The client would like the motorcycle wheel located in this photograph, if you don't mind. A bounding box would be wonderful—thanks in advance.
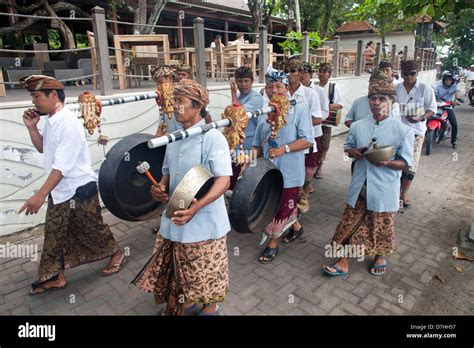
[426,129,435,155]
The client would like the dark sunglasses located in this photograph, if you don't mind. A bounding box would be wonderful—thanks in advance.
[286,69,298,73]
[402,71,417,76]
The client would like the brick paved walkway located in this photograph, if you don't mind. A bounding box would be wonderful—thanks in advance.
[1,103,473,316]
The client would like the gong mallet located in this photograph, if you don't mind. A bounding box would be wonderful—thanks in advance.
[136,161,159,187]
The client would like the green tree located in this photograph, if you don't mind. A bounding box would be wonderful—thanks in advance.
[350,0,418,59]
[398,0,472,19]
[438,9,474,71]
[278,30,322,55]
[275,0,355,38]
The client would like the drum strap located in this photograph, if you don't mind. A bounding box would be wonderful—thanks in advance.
[328,82,335,104]
[316,81,335,104]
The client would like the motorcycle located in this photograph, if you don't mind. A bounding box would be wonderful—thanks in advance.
[425,98,463,155]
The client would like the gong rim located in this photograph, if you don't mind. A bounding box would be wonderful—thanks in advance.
[229,158,284,234]
[165,165,214,219]
[98,133,166,221]
[364,145,395,165]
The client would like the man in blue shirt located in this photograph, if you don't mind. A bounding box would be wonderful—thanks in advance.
[434,70,461,148]
[133,80,232,316]
[229,66,264,190]
[323,70,414,277]
[252,71,313,263]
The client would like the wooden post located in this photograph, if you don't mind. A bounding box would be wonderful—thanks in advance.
[33,43,49,70]
[403,45,408,60]
[302,31,309,63]
[193,17,207,87]
[0,70,6,97]
[111,6,119,35]
[258,26,268,84]
[414,47,419,68]
[178,15,183,48]
[91,6,113,96]
[355,40,363,76]
[224,19,229,46]
[375,42,381,67]
[391,44,396,67]
[333,35,340,78]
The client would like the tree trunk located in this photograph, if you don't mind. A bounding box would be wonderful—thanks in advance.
[143,0,168,35]
[320,0,332,39]
[43,0,76,50]
[136,0,147,34]
[0,1,89,36]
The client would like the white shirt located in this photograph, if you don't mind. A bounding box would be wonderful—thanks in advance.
[288,83,321,153]
[316,81,343,106]
[316,81,343,128]
[465,70,474,81]
[41,107,97,204]
[308,81,330,137]
[396,80,437,136]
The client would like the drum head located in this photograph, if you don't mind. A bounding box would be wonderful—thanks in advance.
[99,133,166,221]
[229,158,284,234]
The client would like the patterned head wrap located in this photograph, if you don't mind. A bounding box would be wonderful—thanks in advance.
[152,65,175,80]
[19,75,64,92]
[173,79,209,107]
[176,64,193,74]
[265,70,289,85]
[368,69,396,97]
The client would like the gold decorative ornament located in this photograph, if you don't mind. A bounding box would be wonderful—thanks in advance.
[267,94,289,141]
[78,91,108,146]
[156,83,175,116]
[222,103,248,164]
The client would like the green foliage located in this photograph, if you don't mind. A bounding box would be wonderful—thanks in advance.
[275,0,355,37]
[277,31,323,55]
[75,34,89,49]
[398,0,472,20]
[439,9,474,70]
[24,35,41,45]
[48,29,61,49]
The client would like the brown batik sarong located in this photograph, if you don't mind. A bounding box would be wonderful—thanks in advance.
[132,234,229,315]
[331,191,396,256]
[37,193,119,282]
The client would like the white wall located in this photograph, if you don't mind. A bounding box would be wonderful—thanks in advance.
[338,32,416,55]
[0,70,436,236]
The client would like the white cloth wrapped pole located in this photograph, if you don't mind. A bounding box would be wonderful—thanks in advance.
[67,92,158,112]
[147,100,296,149]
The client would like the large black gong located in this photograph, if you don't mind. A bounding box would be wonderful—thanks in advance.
[229,158,284,234]
[99,133,166,221]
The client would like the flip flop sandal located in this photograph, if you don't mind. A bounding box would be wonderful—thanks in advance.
[198,304,221,316]
[258,246,279,264]
[183,303,202,315]
[369,261,387,276]
[282,227,304,244]
[101,255,127,277]
[29,277,68,296]
[322,264,348,276]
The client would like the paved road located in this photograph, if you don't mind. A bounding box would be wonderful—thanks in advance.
[1,100,473,316]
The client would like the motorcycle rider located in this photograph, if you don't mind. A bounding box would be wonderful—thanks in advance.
[465,64,474,106]
[434,70,461,149]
